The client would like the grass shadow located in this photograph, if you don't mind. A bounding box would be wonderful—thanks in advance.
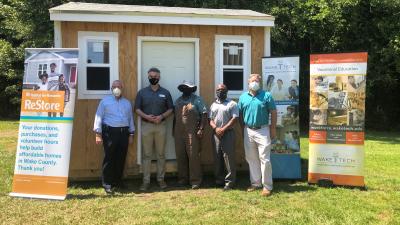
[66,169,317,199]
[365,131,400,144]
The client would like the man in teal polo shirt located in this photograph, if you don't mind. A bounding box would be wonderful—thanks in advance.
[238,74,277,197]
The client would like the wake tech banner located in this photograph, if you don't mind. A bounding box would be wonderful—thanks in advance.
[308,52,367,187]
[10,48,78,200]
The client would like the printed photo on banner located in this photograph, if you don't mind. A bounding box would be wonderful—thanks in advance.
[310,76,329,92]
[22,49,78,118]
[264,75,299,101]
[309,74,366,129]
[274,105,300,153]
[310,109,327,125]
[262,56,300,154]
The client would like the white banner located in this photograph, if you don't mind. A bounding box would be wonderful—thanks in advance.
[262,56,300,154]
[10,48,78,200]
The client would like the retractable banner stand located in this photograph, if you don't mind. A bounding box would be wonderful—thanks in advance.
[262,56,301,179]
[10,48,78,200]
[308,52,367,187]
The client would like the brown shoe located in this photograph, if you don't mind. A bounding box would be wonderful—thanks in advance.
[247,185,262,192]
[139,183,149,192]
[158,181,168,189]
[261,188,272,197]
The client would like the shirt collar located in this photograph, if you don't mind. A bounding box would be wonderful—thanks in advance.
[247,90,261,97]
[147,85,161,92]
[215,98,229,104]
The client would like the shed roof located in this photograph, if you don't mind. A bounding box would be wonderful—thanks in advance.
[49,2,274,27]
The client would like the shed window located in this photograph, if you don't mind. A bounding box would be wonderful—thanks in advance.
[216,36,251,98]
[78,32,118,99]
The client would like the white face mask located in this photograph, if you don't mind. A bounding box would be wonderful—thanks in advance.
[249,81,260,91]
[112,87,122,97]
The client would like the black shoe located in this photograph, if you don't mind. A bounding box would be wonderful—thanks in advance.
[177,179,188,187]
[117,182,127,189]
[215,182,225,187]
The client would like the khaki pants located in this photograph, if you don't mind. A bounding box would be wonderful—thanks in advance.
[243,126,273,190]
[174,131,202,185]
[142,121,167,184]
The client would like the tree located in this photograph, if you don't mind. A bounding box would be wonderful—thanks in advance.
[0,0,399,130]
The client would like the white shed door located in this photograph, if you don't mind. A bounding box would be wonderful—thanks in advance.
[141,41,195,160]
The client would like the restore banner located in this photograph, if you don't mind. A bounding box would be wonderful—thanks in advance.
[308,52,367,187]
[10,48,78,200]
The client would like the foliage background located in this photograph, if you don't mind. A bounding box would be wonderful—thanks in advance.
[1,0,399,130]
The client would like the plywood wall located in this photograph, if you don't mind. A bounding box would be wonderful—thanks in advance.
[61,22,265,179]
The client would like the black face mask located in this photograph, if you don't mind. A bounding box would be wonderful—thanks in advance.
[216,90,227,101]
[149,77,159,85]
[182,88,192,96]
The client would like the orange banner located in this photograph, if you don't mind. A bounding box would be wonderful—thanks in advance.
[21,90,65,113]
[309,130,327,143]
[310,52,368,64]
[346,132,365,145]
[308,173,364,187]
[12,174,68,196]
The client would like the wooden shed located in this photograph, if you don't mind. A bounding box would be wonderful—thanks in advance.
[49,2,275,179]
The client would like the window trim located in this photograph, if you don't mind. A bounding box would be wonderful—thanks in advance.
[215,35,251,98]
[38,63,48,77]
[77,31,118,99]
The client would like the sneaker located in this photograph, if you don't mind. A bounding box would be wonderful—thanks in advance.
[247,185,262,192]
[158,181,168,189]
[139,183,149,192]
[191,184,200,189]
[261,188,272,197]
[104,185,113,195]
[215,181,225,187]
[223,185,232,191]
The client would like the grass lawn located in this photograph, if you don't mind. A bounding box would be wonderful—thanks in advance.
[0,120,399,224]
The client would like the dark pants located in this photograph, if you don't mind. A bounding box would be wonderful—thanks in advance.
[101,125,129,188]
[212,129,236,187]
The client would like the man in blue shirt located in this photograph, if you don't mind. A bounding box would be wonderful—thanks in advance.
[94,80,135,194]
[238,74,277,197]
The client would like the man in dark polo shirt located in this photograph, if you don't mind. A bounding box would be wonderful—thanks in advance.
[135,67,173,191]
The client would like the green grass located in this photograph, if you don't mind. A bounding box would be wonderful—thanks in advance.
[0,120,399,225]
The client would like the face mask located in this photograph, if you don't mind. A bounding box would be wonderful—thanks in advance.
[216,90,227,100]
[182,88,192,96]
[149,77,159,85]
[112,87,122,97]
[249,81,260,91]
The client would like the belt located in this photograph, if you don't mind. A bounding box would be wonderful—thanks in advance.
[102,124,129,133]
[142,118,165,123]
[246,125,267,130]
